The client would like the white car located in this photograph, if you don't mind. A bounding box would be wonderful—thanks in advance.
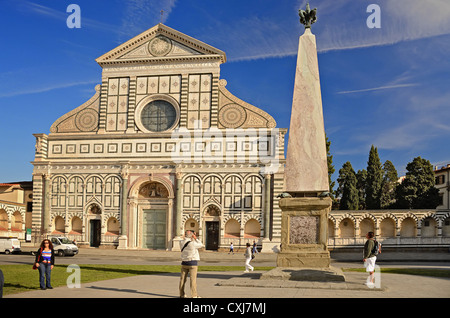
[50,237,79,257]
[0,237,21,254]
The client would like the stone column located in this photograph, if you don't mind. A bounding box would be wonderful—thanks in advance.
[263,173,272,239]
[120,177,128,236]
[42,174,51,235]
[176,172,183,237]
[172,171,184,251]
[118,165,129,249]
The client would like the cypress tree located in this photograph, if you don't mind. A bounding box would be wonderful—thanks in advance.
[366,145,383,209]
[380,160,398,209]
[337,161,359,210]
[356,169,367,210]
[326,135,335,197]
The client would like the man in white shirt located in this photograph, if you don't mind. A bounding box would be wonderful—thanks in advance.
[179,230,204,298]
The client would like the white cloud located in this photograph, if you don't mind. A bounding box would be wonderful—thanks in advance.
[207,0,450,61]
[119,0,177,41]
[0,80,98,98]
[337,83,419,95]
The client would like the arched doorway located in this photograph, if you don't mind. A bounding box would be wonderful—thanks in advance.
[139,181,170,250]
[87,203,102,247]
[204,204,221,250]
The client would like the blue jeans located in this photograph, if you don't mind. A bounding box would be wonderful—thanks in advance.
[38,262,52,289]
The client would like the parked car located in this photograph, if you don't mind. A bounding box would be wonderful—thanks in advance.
[0,237,21,254]
[50,237,79,257]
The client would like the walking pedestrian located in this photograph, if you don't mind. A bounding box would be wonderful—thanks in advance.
[179,230,204,298]
[363,231,377,287]
[34,239,55,290]
[252,241,259,254]
[229,242,234,254]
[244,242,254,273]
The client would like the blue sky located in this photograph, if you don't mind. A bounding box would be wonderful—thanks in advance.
[1,0,450,190]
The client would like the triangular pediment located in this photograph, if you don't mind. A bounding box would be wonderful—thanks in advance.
[96,23,226,66]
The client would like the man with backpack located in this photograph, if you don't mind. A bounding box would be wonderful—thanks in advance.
[363,231,381,287]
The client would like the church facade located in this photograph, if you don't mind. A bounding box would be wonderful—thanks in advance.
[31,24,286,251]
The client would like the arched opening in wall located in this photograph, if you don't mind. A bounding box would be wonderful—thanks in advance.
[106,217,119,235]
[380,218,396,238]
[225,219,240,238]
[359,218,374,237]
[0,209,8,230]
[244,219,260,238]
[86,203,102,247]
[184,218,199,234]
[11,211,22,231]
[139,181,170,250]
[54,216,65,234]
[328,219,335,238]
[338,218,355,238]
[400,217,417,237]
[421,217,437,237]
[70,217,82,235]
[443,217,450,237]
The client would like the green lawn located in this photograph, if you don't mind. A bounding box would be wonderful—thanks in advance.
[0,264,274,296]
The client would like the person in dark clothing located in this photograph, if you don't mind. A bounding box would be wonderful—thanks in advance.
[34,239,55,290]
[0,269,4,298]
[363,232,377,287]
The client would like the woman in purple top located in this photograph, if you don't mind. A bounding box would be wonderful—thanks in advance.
[34,239,55,290]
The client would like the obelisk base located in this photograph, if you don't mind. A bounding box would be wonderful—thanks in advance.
[277,251,331,268]
[270,196,345,281]
[276,196,333,269]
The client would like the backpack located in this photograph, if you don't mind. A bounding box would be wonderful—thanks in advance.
[372,240,381,256]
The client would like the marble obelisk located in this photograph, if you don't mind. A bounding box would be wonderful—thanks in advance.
[265,5,343,280]
[284,24,328,195]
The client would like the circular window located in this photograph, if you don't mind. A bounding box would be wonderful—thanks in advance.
[140,100,177,132]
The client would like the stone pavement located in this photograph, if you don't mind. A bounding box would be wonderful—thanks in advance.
[5,248,450,299]
[5,269,450,299]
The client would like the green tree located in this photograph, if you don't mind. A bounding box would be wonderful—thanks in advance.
[337,161,359,210]
[356,169,367,210]
[326,135,335,197]
[380,160,398,209]
[396,157,440,209]
[366,145,383,209]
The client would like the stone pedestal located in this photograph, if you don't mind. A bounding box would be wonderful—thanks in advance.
[117,235,128,249]
[276,197,331,268]
[261,238,281,253]
[268,196,345,282]
[172,236,183,251]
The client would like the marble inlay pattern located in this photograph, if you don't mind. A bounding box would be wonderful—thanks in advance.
[289,215,319,244]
